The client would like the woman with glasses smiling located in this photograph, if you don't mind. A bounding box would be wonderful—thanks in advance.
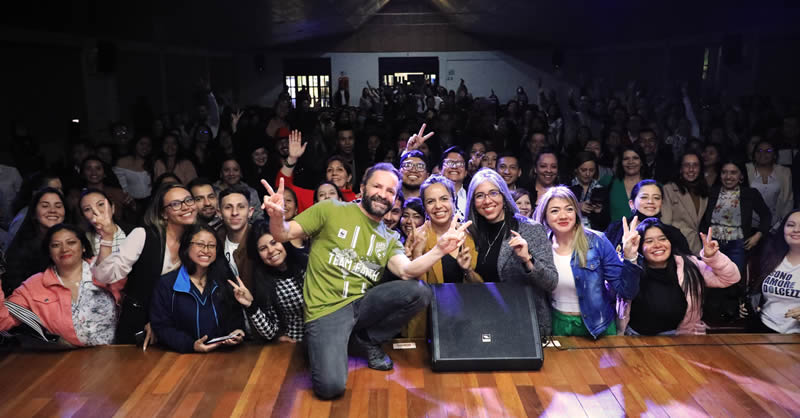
[465,168,559,336]
[92,183,197,348]
[747,139,793,232]
[150,224,245,353]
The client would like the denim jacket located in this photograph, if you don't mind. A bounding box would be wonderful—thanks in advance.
[569,230,641,338]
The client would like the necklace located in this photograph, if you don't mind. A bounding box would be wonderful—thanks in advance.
[482,220,506,263]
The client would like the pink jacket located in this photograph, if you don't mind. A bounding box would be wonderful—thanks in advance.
[0,263,126,347]
[619,251,740,335]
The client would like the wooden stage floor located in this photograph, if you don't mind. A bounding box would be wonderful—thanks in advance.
[0,334,798,417]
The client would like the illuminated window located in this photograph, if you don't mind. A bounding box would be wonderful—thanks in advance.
[284,58,331,108]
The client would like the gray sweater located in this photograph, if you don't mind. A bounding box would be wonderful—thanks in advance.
[495,215,559,336]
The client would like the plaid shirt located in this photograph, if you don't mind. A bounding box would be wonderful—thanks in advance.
[247,276,305,341]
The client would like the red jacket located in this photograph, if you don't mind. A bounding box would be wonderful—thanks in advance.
[276,171,357,213]
[0,262,126,346]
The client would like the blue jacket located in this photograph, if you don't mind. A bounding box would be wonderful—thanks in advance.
[569,230,640,338]
[150,265,244,353]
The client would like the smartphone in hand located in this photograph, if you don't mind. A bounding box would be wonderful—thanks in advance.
[207,332,241,344]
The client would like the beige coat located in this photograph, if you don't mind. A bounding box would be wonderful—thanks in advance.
[661,183,708,254]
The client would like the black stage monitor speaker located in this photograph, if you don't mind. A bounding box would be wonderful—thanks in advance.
[429,282,543,372]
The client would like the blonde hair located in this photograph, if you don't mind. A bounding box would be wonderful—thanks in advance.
[532,186,589,268]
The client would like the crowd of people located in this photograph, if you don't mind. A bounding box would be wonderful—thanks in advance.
[0,75,798,399]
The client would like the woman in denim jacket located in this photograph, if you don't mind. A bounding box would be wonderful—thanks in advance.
[534,186,641,338]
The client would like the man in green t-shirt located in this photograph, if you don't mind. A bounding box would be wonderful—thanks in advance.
[262,139,469,399]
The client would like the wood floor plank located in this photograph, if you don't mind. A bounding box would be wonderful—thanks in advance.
[1,335,797,417]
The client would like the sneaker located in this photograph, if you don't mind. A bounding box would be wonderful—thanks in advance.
[354,334,393,371]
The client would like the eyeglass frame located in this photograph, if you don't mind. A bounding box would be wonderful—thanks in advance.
[163,196,197,211]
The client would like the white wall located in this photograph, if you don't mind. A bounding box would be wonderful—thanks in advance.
[238,50,563,107]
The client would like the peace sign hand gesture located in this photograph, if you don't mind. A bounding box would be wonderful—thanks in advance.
[436,219,472,255]
[699,227,719,258]
[621,216,640,260]
[89,201,116,240]
[228,277,254,308]
[405,123,434,153]
[404,220,427,259]
[260,178,285,219]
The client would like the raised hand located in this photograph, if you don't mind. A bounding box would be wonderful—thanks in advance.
[260,178,285,218]
[228,277,253,308]
[231,110,243,132]
[436,219,471,255]
[508,230,531,262]
[621,216,641,260]
[405,221,428,259]
[287,129,307,164]
[405,123,434,153]
[87,199,116,239]
[699,227,719,258]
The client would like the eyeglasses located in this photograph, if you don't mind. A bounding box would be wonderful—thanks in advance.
[190,242,217,251]
[400,162,426,171]
[443,160,465,168]
[164,196,196,211]
[474,190,502,202]
[756,148,774,154]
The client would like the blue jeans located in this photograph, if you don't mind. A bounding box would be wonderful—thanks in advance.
[305,280,432,399]
[719,239,746,276]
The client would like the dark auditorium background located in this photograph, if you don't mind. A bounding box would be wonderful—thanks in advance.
[0,1,798,162]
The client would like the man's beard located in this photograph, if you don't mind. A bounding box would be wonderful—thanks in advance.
[361,193,392,218]
[198,208,216,223]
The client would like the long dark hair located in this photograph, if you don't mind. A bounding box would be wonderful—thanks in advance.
[756,210,800,294]
[13,187,66,245]
[674,151,708,197]
[178,224,219,276]
[637,218,706,304]
[247,219,307,334]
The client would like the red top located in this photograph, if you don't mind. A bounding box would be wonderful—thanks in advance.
[276,171,357,213]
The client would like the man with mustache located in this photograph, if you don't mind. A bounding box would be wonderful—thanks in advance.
[188,178,223,232]
[262,128,470,400]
